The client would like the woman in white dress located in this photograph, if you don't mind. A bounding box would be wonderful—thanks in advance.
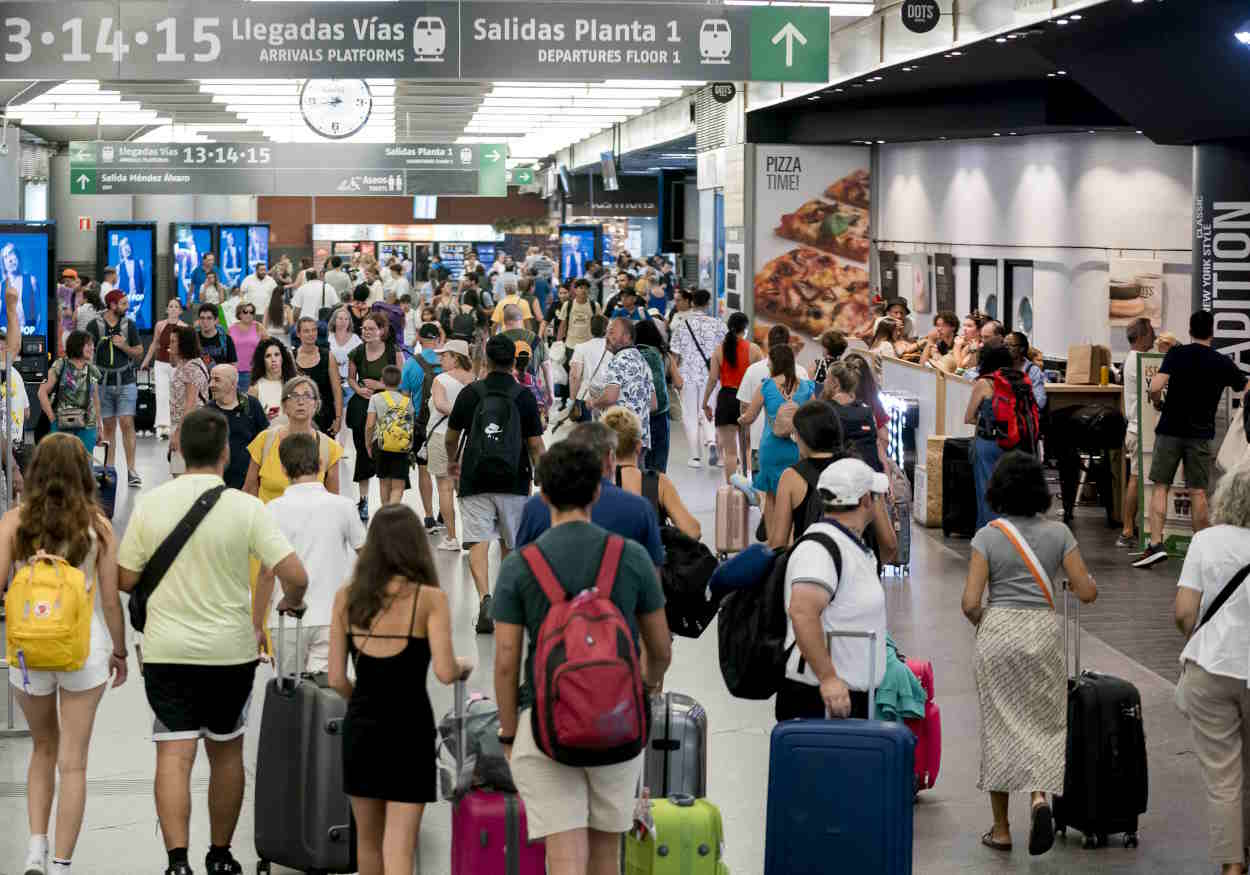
[247,337,296,426]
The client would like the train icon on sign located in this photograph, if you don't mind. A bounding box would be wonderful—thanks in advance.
[413,17,446,61]
[700,19,732,63]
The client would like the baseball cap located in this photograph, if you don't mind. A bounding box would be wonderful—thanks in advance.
[434,339,470,359]
[817,458,889,506]
[513,339,533,358]
[418,322,440,340]
[104,289,127,308]
[60,268,78,280]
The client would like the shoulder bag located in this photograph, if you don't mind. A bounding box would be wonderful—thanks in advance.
[128,484,228,631]
[987,518,1055,609]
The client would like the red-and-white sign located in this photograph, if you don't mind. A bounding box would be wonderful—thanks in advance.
[78,217,92,231]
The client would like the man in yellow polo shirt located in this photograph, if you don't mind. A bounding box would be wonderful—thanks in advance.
[119,406,308,875]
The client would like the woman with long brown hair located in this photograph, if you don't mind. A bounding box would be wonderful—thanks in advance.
[347,312,405,523]
[4,433,127,875]
[328,504,471,875]
[168,324,209,476]
[740,344,816,532]
[701,311,763,481]
[262,285,293,347]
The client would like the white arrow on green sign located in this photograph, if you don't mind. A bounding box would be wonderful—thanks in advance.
[771,21,807,68]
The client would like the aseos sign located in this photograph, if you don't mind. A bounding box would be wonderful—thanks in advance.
[900,0,941,35]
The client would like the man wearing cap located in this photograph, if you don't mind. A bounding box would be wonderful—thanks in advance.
[500,304,552,410]
[401,321,445,531]
[874,298,914,340]
[780,457,892,721]
[445,333,546,635]
[87,289,144,485]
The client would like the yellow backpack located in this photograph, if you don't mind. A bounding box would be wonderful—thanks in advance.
[377,391,414,453]
[4,552,94,674]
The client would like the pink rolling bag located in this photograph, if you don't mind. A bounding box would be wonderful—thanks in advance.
[905,658,942,792]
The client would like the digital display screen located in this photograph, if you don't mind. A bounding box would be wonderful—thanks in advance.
[218,224,269,288]
[172,223,214,305]
[560,227,598,280]
[105,225,155,329]
[474,243,496,269]
[0,225,51,337]
[379,242,411,264]
[559,165,573,194]
[439,242,470,279]
[601,151,619,192]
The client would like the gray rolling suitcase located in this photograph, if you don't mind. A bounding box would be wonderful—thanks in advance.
[255,611,356,874]
[643,692,708,798]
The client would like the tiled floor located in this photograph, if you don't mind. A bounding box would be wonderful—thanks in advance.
[0,424,1214,874]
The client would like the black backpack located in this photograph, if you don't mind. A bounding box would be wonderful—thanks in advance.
[793,457,837,539]
[717,530,842,700]
[834,401,882,472]
[460,382,525,491]
[412,356,437,441]
[451,311,477,341]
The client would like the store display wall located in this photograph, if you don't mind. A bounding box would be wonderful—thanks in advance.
[877,133,1193,356]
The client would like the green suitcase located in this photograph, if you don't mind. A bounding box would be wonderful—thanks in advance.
[625,795,728,875]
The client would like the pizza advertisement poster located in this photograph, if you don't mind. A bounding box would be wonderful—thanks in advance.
[1108,257,1164,328]
[752,145,872,340]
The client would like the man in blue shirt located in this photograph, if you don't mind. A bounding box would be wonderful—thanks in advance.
[514,421,665,566]
[188,252,216,305]
[401,322,444,530]
[610,288,647,323]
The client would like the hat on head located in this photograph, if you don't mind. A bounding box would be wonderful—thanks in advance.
[817,458,889,506]
[104,289,127,308]
[60,268,78,280]
[885,298,910,315]
[434,339,470,359]
[513,339,533,358]
[418,322,440,340]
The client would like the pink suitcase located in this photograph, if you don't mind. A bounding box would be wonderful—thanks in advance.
[449,682,546,874]
[904,659,941,791]
[715,484,750,558]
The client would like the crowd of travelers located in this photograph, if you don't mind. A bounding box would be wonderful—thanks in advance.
[11,262,1250,875]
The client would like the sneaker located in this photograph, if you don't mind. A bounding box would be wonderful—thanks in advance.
[204,852,242,875]
[1132,543,1169,568]
[23,845,47,875]
[437,536,462,552]
[163,865,193,875]
[1114,533,1137,548]
[687,457,702,469]
[756,517,768,543]
[424,516,441,533]
[707,444,720,467]
[476,594,495,634]
[357,498,369,524]
[127,470,142,487]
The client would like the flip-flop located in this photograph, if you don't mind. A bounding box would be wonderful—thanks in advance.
[981,831,1012,852]
[1029,803,1055,856]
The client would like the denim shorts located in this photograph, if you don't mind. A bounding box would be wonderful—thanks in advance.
[99,381,138,419]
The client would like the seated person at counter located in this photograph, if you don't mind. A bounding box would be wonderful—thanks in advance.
[869,318,921,360]
[919,311,961,372]
[871,298,915,339]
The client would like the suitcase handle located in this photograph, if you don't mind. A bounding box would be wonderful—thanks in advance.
[825,629,877,719]
[1063,581,1081,681]
[276,610,303,691]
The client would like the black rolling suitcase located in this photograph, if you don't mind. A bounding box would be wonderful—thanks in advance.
[940,437,977,538]
[134,370,156,434]
[254,611,356,874]
[1053,586,1147,849]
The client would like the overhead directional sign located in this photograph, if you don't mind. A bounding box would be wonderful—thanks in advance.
[0,2,828,82]
[68,141,508,197]
[509,168,535,185]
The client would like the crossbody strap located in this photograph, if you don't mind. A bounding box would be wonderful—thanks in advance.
[521,534,625,606]
[685,321,709,367]
[988,518,1055,609]
[1197,562,1250,633]
[132,484,227,615]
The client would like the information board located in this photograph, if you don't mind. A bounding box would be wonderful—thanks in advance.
[69,141,508,197]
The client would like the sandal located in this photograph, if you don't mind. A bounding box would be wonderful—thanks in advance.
[1029,802,1055,856]
[981,831,1012,852]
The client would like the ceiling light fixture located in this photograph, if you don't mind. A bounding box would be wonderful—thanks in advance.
[1057,70,1067,75]
[995,37,1007,43]
[1056,18,1068,25]
[1009,132,1018,136]
[876,139,885,144]
[1070,14,1082,20]
[993,132,1001,136]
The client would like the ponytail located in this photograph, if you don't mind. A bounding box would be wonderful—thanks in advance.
[723,311,749,368]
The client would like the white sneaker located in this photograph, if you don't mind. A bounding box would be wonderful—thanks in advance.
[438,536,462,552]
[23,845,47,875]
[687,458,702,469]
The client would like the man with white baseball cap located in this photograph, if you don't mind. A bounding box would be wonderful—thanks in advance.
[779,457,890,722]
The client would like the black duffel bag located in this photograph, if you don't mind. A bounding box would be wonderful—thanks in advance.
[1048,404,1128,449]
[659,525,721,638]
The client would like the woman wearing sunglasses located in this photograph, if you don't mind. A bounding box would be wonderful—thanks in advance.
[229,301,263,392]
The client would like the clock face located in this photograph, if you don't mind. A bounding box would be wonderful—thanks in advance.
[300,79,373,140]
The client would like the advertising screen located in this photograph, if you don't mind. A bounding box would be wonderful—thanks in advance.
[439,242,470,279]
[246,225,270,273]
[104,225,155,329]
[0,223,51,338]
[172,223,214,306]
[217,225,249,288]
[474,243,496,270]
[560,226,599,280]
[601,151,619,192]
[379,242,411,264]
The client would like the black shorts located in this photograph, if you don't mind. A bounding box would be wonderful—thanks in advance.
[374,448,413,483]
[144,660,258,742]
[714,386,741,428]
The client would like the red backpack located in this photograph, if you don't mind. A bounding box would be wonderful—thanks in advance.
[990,369,1040,453]
[521,535,649,766]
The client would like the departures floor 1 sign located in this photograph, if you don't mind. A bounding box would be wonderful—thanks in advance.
[1,1,829,83]
[68,141,508,197]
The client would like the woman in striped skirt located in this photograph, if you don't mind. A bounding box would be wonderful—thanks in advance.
[961,451,1098,856]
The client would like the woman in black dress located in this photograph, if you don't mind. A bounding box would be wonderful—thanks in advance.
[293,316,343,436]
[329,504,471,875]
[346,312,404,522]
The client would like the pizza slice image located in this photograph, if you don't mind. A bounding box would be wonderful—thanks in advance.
[775,200,870,263]
[824,168,870,210]
[753,248,873,337]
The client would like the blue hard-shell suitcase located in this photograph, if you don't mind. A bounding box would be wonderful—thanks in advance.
[764,630,914,875]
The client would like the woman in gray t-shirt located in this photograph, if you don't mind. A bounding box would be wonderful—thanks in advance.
[961,451,1097,857]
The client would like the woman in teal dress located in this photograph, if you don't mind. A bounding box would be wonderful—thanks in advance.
[740,344,815,526]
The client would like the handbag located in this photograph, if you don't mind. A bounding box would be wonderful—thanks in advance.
[987,518,1055,609]
[570,344,611,423]
[128,485,228,632]
[1218,411,1249,472]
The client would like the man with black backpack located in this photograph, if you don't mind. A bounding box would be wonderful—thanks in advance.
[401,322,444,530]
[87,289,145,485]
[445,333,546,635]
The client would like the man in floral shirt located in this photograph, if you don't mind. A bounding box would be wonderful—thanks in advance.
[594,318,655,449]
[669,289,726,467]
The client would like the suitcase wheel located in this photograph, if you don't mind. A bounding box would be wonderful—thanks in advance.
[256,863,270,875]
[1124,833,1139,848]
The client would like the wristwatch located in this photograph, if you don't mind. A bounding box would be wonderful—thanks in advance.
[497,732,516,746]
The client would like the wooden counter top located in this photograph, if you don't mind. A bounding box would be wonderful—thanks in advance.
[1048,384,1123,394]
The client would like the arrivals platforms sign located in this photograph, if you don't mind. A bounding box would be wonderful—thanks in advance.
[0,2,829,83]
[68,141,508,197]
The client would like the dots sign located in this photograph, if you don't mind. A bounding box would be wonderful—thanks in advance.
[901,0,941,34]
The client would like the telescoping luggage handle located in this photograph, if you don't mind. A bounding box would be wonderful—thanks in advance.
[825,629,877,719]
[275,605,307,693]
[1063,582,1081,681]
